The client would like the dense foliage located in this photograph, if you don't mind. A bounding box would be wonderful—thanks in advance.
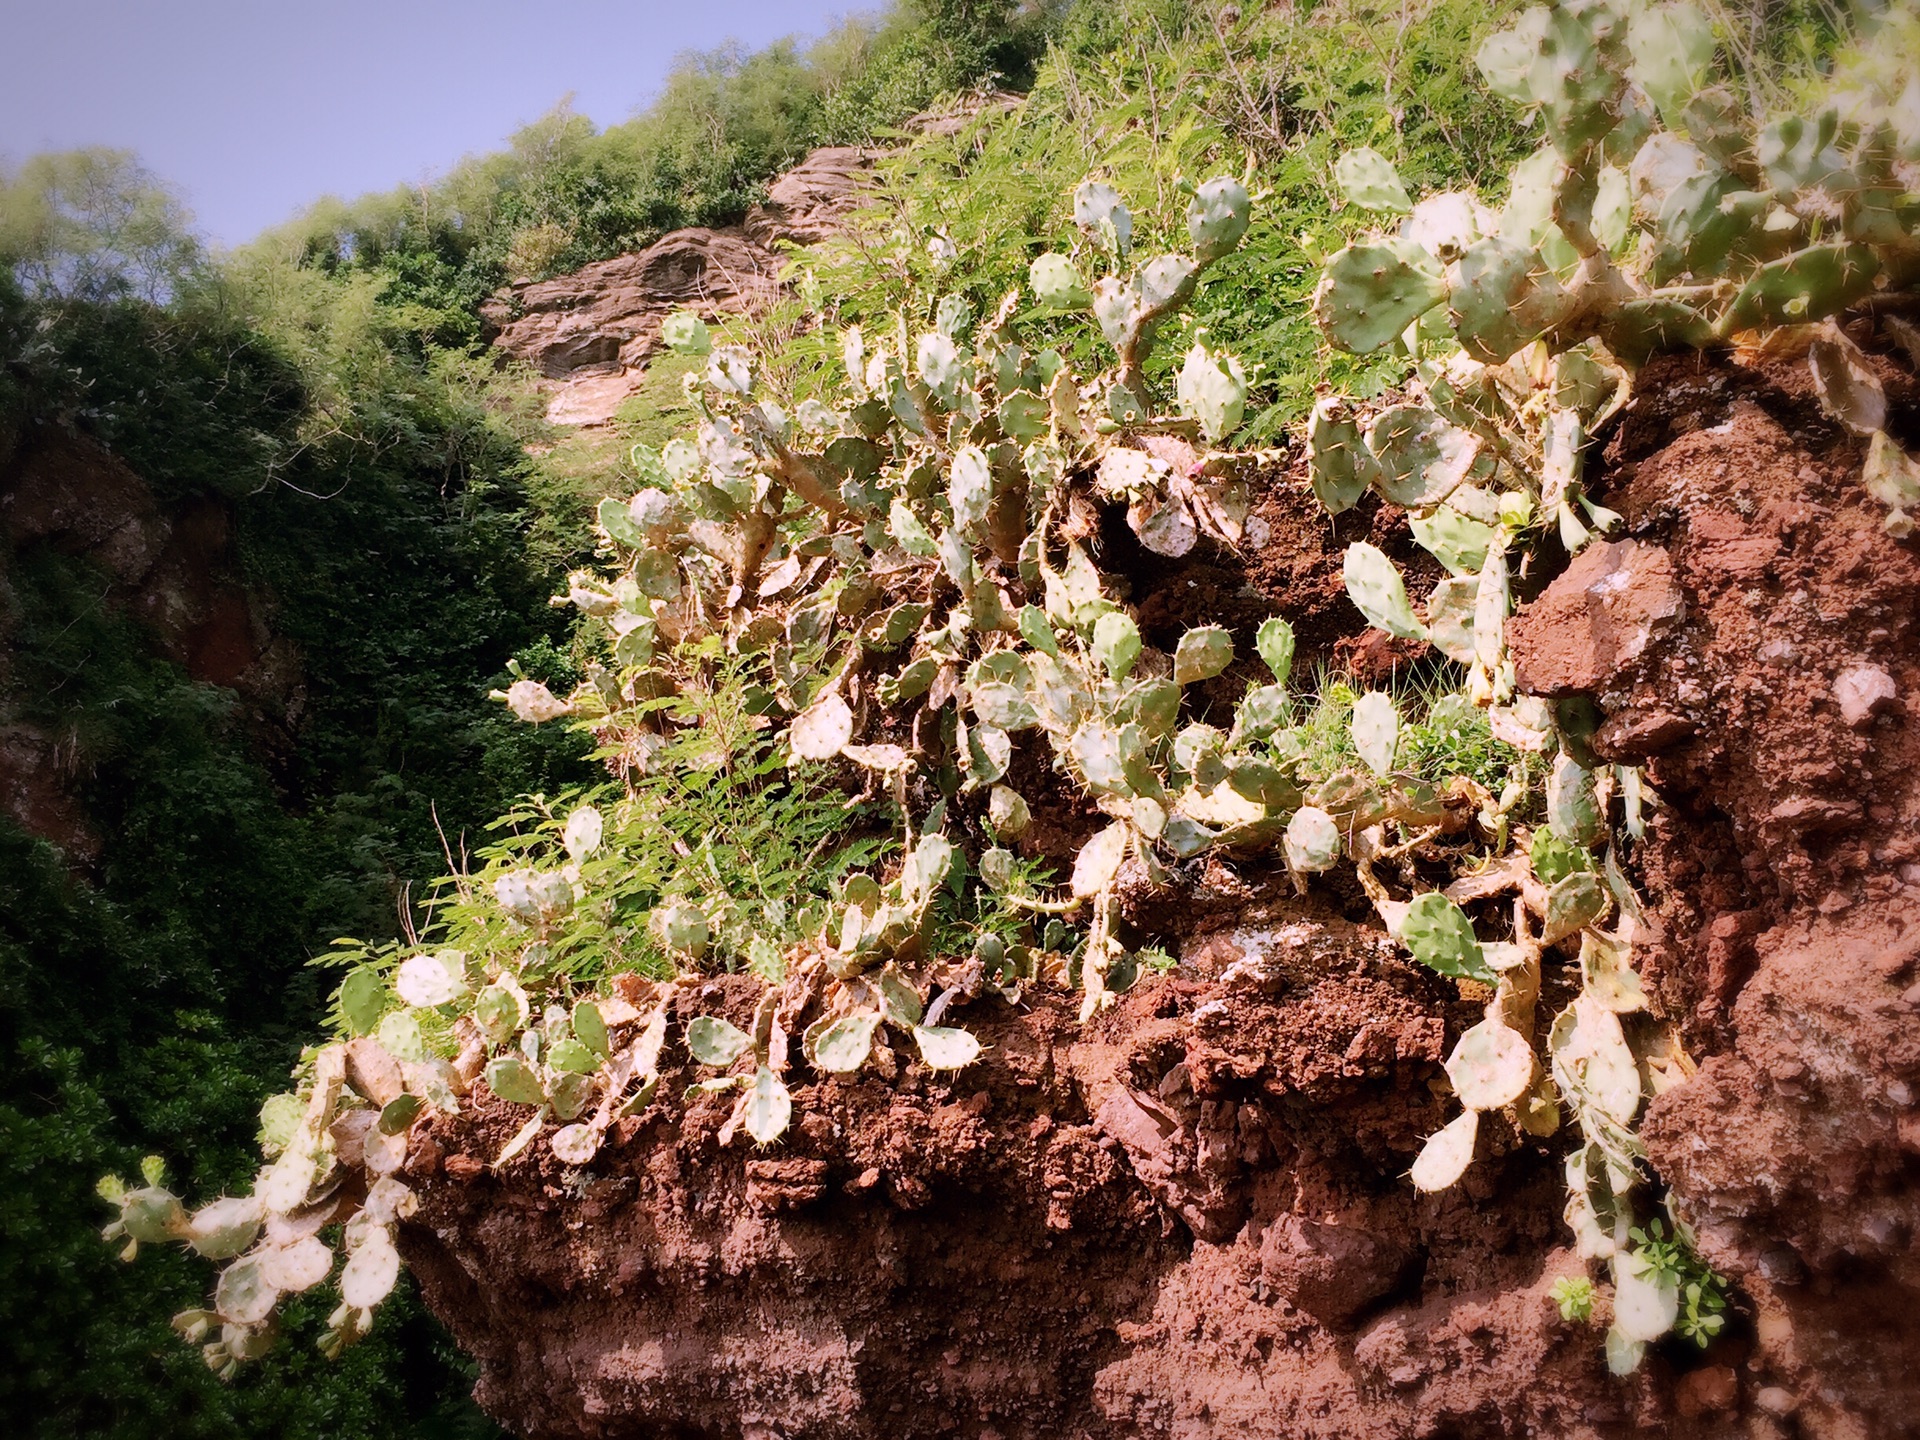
[0,258,583,1435]
[6,0,1904,1430]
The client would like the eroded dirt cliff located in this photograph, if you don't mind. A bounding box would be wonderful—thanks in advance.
[398,333,1920,1438]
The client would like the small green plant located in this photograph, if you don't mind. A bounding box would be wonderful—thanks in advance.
[1551,1274,1596,1323]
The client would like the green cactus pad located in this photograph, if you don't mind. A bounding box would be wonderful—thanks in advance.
[1365,406,1481,508]
[1446,236,1570,363]
[812,1012,882,1073]
[686,1016,751,1068]
[484,1055,547,1107]
[1307,397,1377,515]
[1343,542,1428,640]
[740,1067,792,1145]
[1726,243,1880,332]
[1173,626,1233,685]
[1284,806,1341,873]
[1334,147,1414,214]
[1400,892,1496,983]
[1312,240,1447,355]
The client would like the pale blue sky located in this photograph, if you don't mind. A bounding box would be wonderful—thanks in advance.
[0,0,859,247]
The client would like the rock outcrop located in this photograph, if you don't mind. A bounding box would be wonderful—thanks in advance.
[0,424,298,857]
[482,146,875,427]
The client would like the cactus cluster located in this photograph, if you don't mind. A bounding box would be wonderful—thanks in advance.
[1296,0,1920,1367]
[1312,0,1920,684]
[121,22,1912,1360]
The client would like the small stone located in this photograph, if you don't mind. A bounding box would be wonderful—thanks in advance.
[1675,1365,1738,1416]
[1834,664,1897,729]
[1755,1385,1798,1416]
[1510,540,1686,696]
[1595,706,1696,759]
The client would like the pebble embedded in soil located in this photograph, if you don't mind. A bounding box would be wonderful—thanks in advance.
[1833,663,1898,729]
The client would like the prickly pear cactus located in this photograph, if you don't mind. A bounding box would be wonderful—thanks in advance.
[1299,0,1920,1367]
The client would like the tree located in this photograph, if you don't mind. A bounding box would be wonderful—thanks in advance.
[0,148,203,304]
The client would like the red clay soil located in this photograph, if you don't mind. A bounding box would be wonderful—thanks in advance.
[397,335,1920,1439]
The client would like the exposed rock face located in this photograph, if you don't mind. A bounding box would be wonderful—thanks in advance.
[0,424,297,857]
[480,229,780,381]
[482,146,876,427]
[743,145,873,248]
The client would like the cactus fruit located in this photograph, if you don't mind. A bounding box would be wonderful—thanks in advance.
[1312,239,1447,355]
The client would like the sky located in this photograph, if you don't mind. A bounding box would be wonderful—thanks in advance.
[0,0,859,249]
